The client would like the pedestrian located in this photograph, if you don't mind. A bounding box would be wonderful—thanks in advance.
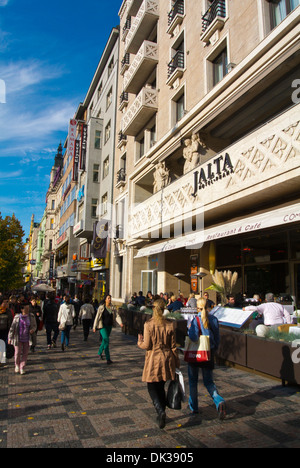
[72,294,81,329]
[79,298,94,341]
[29,297,42,352]
[137,298,180,429]
[0,297,13,364]
[244,292,292,336]
[187,298,226,419]
[58,295,76,351]
[43,293,59,349]
[93,295,123,364]
[8,303,37,374]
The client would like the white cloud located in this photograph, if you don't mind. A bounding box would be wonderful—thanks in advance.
[0,60,65,95]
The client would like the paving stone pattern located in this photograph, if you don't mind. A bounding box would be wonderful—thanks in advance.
[0,326,300,449]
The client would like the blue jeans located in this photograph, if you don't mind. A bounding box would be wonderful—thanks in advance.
[188,364,224,413]
[61,325,72,347]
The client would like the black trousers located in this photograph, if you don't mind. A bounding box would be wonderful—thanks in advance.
[147,381,166,411]
[82,319,92,339]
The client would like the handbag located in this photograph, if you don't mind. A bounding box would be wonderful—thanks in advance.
[184,316,210,363]
[6,344,15,360]
[59,321,66,331]
[166,375,183,410]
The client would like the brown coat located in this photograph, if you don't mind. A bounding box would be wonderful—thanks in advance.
[138,318,180,383]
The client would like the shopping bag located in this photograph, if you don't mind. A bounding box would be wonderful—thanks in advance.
[175,368,185,402]
[184,316,210,363]
[166,376,182,410]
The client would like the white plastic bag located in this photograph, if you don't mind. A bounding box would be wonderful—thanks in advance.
[175,368,185,402]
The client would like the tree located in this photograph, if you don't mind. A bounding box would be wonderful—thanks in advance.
[0,213,25,292]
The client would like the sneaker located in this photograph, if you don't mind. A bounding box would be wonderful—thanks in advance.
[107,359,113,365]
[20,369,26,375]
[47,344,51,350]
[15,366,20,373]
[51,340,56,348]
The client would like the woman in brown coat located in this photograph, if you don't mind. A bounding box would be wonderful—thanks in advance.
[138,299,180,429]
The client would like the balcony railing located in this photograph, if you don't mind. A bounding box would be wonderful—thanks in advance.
[168,0,184,25]
[202,0,226,32]
[121,87,158,136]
[119,91,129,111]
[123,40,158,94]
[125,0,159,54]
[168,50,184,79]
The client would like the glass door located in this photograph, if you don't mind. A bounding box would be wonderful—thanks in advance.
[141,270,157,295]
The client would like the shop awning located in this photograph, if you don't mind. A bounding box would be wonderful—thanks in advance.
[134,202,300,258]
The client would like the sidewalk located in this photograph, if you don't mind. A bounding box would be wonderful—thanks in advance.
[0,325,300,449]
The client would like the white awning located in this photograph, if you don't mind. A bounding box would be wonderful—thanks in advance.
[134,202,300,258]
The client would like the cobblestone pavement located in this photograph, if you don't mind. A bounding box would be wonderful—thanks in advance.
[0,326,300,450]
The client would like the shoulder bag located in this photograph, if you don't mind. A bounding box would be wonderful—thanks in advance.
[184,316,211,363]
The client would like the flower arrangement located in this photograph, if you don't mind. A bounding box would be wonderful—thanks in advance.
[206,270,239,305]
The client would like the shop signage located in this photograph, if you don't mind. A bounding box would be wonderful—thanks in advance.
[80,124,87,170]
[73,139,80,181]
[92,220,110,259]
[49,253,54,279]
[192,153,234,197]
[67,119,77,161]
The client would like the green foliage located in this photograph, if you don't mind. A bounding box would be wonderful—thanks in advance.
[0,213,25,292]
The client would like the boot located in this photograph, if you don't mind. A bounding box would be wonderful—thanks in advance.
[152,398,166,429]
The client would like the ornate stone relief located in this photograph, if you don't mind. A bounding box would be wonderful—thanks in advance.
[226,120,300,188]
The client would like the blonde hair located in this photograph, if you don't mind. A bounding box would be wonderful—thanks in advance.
[197,298,209,329]
[152,299,166,325]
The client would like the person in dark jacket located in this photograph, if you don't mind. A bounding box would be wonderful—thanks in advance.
[29,297,42,352]
[43,294,59,349]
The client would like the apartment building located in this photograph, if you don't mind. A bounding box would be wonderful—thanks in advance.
[111,0,300,305]
[73,27,120,301]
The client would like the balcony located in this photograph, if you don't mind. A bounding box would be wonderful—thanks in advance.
[120,53,130,75]
[125,0,159,54]
[116,168,126,189]
[166,49,185,86]
[200,0,226,44]
[123,41,158,94]
[121,86,158,136]
[167,0,185,35]
[119,91,129,111]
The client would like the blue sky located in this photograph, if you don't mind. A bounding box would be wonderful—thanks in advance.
[0,0,121,239]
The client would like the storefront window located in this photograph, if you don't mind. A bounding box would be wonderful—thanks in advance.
[242,231,288,264]
[216,239,242,267]
[244,263,289,298]
[290,228,300,260]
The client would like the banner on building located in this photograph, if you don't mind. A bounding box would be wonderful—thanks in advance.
[92,220,111,259]
[80,124,88,171]
[73,139,80,181]
[67,119,77,161]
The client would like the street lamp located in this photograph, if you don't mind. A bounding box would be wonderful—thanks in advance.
[195,272,207,297]
[173,273,185,295]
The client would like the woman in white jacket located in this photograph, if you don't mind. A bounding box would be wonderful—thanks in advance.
[58,295,75,351]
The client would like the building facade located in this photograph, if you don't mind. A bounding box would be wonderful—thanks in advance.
[73,27,120,301]
[110,0,300,306]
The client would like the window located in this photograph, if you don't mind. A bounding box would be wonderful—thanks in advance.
[269,0,299,28]
[150,124,156,147]
[49,239,53,251]
[104,121,111,144]
[101,193,108,215]
[106,87,113,110]
[213,48,228,86]
[103,157,109,179]
[108,57,114,77]
[51,200,55,210]
[93,164,100,182]
[176,93,185,122]
[50,218,54,230]
[97,82,103,98]
[95,130,102,149]
[91,199,98,218]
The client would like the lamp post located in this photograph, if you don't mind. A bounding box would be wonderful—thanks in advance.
[173,273,185,295]
[195,272,207,297]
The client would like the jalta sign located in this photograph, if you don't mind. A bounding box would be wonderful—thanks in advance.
[192,153,234,197]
